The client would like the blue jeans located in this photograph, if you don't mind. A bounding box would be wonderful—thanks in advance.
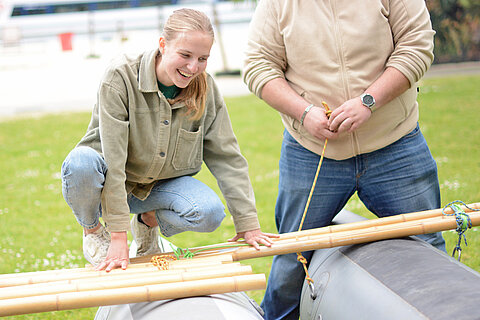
[261,126,446,320]
[61,146,226,237]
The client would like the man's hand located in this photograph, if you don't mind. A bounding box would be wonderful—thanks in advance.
[302,107,338,140]
[328,97,372,134]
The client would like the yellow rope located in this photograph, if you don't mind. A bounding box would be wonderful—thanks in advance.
[151,255,176,270]
[296,101,331,290]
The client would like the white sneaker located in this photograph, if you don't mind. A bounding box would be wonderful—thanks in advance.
[131,215,162,256]
[83,224,110,266]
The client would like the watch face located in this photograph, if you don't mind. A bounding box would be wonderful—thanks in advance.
[363,94,374,106]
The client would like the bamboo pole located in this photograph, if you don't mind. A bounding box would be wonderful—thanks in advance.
[0,274,266,317]
[0,262,242,291]
[0,266,90,280]
[150,203,480,259]
[95,206,480,265]
[277,202,480,241]
[230,211,480,261]
[0,259,236,288]
[0,264,252,300]
[236,213,466,248]
[0,204,478,316]
[0,254,232,281]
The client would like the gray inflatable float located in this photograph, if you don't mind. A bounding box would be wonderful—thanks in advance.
[95,291,264,320]
[300,211,480,320]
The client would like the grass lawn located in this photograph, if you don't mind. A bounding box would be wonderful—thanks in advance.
[0,74,479,319]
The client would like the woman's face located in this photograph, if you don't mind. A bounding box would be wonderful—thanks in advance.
[156,31,213,88]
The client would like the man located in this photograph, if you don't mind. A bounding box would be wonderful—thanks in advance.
[243,1,445,319]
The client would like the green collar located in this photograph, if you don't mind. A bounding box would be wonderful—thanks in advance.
[157,81,180,99]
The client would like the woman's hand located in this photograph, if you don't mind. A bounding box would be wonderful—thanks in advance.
[95,231,129,272]
[228,228,280,250]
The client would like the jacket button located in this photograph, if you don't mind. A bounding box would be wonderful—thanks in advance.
[159,152,166,157]
[163,120,170,125]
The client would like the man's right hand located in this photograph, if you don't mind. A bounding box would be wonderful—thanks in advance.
[302,106,338,141]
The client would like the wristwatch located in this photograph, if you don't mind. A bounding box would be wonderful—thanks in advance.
[360,93,375,110]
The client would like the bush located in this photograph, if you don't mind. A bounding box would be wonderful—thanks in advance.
[427,0,480,63]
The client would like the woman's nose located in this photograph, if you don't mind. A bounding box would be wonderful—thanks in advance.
[187,61,199,73]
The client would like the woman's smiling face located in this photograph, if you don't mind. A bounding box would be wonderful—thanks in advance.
[156,30,213,88]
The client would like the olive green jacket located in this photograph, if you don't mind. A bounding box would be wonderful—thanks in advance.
[77,49,260,233]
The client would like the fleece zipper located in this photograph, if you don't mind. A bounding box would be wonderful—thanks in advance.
[329,0,359,156]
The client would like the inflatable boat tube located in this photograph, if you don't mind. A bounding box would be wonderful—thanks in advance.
[95,291,264,320]
[300,211,480,320]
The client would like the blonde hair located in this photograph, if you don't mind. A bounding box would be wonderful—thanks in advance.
[162,8,214,120]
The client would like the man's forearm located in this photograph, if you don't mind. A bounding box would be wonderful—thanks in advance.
[364,67,410,110]
[261,78,311,122]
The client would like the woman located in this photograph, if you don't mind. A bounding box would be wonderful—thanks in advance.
[62,8,276,272]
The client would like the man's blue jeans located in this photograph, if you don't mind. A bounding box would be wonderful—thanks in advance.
[61,146,226,237]
[261,126,446,320]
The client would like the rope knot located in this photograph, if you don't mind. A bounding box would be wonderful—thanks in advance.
[442,200,478,261]
[321,101,332,119]
[296,255,308,264]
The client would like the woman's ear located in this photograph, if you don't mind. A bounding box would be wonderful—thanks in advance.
[158,37,166,54]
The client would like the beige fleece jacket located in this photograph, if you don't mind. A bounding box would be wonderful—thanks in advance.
[243,0,435,160]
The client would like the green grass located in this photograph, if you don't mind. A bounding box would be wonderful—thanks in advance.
[0,75,479,319]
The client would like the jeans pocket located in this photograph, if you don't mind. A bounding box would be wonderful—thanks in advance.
[172,126,203,170]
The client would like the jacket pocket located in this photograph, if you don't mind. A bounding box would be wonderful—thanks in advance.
[172,126,203,170]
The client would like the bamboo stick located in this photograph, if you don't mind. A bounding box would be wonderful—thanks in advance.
[244,214,464,247]
[0,262,242,290]
[0,259,236,288]
[277,202,480,241]
[0,266,90,280]
[0,205,478,316]
[0,274,266,317]
[5,204,474,282]
[0,264,252,300]
[230,212,480,261]
[156,203,480,259]
[0,263,239,295]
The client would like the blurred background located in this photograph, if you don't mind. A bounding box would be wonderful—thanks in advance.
[0,0,255,118]
[0,0,479,117]
[1,0,479,118]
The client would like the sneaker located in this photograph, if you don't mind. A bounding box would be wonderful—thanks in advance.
[83,224,110,266]
[131,214,162,256]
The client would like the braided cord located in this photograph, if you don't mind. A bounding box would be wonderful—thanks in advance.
[296,102,331,298]
[442,200,478,261]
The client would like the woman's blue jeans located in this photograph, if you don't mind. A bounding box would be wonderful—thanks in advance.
[61,146,226,237]
[261,126,446,320]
